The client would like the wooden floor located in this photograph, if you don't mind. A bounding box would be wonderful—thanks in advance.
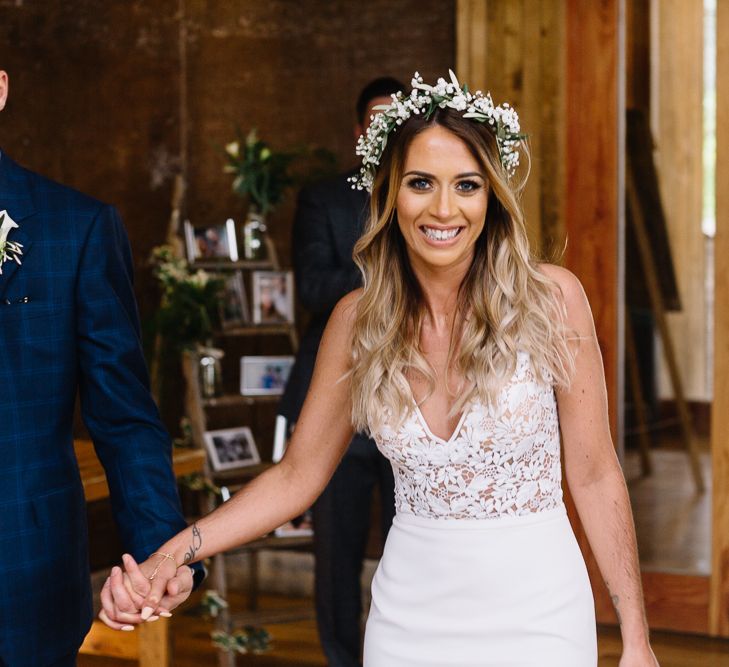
[78,592,729,667]
[625,447,711,574]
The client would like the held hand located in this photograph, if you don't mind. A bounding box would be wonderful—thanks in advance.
[98,552,193,630]
[98,564,146,630]
[123,552,193,620]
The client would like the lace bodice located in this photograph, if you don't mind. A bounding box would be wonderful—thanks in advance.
[372,352,563,520]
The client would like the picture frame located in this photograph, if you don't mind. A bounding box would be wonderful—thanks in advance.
[203,426,260,471]
[274,508,314,538]
[184,218,239,262]
[240,355,295,396]
[251,270,294,324]
[219,270,249,328]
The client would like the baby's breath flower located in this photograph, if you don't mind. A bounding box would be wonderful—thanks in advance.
[349,70,526,192]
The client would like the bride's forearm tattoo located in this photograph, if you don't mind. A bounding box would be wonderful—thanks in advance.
[183,523,202,564]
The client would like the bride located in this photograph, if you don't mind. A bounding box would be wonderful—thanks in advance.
[100,72,658,666]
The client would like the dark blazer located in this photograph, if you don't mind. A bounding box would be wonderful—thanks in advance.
[0,153,200,667]
[279,171,367,421]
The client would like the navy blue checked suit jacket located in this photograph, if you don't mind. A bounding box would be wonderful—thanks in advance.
[0,153,201,667]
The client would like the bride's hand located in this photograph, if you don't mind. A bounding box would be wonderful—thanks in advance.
[98,553,193,630]
[121,552,194,621]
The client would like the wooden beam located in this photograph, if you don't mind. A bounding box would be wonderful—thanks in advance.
[710,0,729,637]
[456,0,488,90]
[564,0,624,623]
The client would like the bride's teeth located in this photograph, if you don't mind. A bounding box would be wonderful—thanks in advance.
[423,227,460,241]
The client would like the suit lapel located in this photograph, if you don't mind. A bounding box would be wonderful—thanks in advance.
[0,152,37,294]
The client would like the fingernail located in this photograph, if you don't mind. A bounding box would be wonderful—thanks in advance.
[159,611,173,618]
[111,566,120,576]
[141,606,154,620]
[121,625,135,632]
[147,615,160,622]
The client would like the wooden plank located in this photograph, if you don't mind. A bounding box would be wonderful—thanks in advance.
[80,620,139,659]
[456,0,488,90]
[138,618,171,667]
[710,0,729,638]
[564,0,623,623]
[642,572,709,635]
[653,0,707,403]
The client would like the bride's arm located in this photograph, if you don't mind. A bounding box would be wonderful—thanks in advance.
[103,291,360,624]
[543,265,657,666]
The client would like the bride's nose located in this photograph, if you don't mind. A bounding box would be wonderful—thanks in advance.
[430,187,454,221]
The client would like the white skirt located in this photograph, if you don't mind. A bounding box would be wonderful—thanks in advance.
[364,505,596,666]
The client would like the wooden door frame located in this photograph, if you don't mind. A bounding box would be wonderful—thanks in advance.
[709,0,729,636]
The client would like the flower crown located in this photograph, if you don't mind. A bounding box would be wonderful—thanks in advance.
[350,70,526,192]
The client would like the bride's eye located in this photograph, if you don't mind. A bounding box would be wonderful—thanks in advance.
[456,179,482,193]
[406,177,431,191]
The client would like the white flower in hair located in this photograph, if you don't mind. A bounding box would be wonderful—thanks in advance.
[350,70,526,192]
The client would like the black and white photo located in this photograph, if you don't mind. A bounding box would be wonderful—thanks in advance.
[203,426,260,471]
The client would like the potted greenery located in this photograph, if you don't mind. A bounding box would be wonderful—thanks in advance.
[224,129,296,260]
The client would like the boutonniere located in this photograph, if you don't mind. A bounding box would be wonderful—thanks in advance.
[0,210,23,275]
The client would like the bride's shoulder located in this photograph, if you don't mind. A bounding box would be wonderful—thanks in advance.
[534,263,593,331]
[322,288,362,343]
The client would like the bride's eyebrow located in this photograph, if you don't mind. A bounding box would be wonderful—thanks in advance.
[401,170,485,179]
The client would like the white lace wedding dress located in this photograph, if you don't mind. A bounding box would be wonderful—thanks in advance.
[363,352,597,666]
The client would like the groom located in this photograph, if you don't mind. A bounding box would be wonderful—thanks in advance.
[0,69,200,666]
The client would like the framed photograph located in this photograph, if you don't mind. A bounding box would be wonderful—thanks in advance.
[240,355,295,396]
[219,271,249,328]
[274,508,314,538]
[184,218,239,262]
[203,426,260,471]
[251,270,294,324]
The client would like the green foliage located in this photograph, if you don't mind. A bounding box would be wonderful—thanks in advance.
[223,129,338,215]
[211,626,271,655]
[224,129,297,215]
[179,472,222,498]
[151,246,224,351]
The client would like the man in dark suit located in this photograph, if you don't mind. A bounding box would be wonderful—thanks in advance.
[279,77,404,667]
[0,69,201,667]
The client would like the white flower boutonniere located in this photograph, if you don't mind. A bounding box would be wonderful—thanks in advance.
[0,210,23,275]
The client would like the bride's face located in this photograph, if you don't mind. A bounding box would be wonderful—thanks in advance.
[395,125,488,273]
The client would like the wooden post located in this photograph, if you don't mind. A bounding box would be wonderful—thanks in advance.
[710,0,729,637]
[564,0,624,623]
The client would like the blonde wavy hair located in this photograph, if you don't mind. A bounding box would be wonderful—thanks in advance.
[349,108,574,433]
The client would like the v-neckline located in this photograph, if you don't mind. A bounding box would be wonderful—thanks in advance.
[411,400,470,445]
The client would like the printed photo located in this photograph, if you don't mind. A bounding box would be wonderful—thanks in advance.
[240,355,295,396]
[251,270,294,324]
[220,271,249,328]
[184,218,239,262]
[203,426,260,471]
[274,509,314,538]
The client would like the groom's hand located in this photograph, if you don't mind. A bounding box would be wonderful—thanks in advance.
[98,564,146,630]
